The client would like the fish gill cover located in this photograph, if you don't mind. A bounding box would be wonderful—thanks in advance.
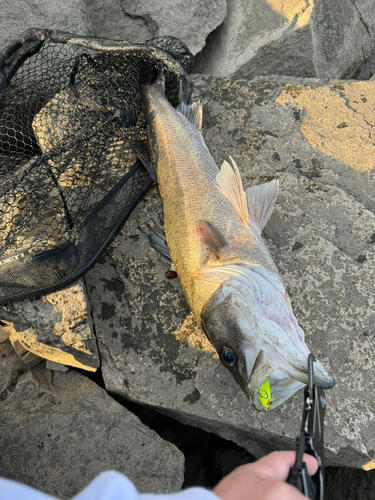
[0,28,193,305]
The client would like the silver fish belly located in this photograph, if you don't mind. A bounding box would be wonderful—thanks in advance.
[141,73,334,411]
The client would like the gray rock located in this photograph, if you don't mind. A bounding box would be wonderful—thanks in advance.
[325,466,375,499]
[0,0,90,50]
[83,0,227,55]
[85,73,375,469]
[0,340,28,394]
[0,278,100,372]
[10,338,44,369]
[193,0,375,80]
[46,360,70,372]
[0,323,11,343]
[0,367,184,498]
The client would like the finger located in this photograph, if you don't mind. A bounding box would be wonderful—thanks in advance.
[246,451,319,480]
[252,478,316,500]
[213,463,318,500]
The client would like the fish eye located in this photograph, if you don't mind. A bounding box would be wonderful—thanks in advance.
[220,346,236,369]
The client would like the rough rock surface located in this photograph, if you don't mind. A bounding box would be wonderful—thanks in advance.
[193,0,375,80]
[0,342,184,498]
[86,73,375,469]
[0,0,90,50]
[0,340,28,394]
[0,278,99,371]
[82,0,227,55]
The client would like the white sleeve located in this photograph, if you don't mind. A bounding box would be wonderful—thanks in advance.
[140,486,220,500]
[0,472,221,500]
[0,477,59,500]
[72,472,220,500]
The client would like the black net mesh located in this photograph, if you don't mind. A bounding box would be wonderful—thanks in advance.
[0,28,193,305]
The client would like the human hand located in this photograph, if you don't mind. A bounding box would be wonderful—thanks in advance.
[212,451,318,500]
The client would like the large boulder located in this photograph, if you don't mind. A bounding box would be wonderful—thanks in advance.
[82,0,227,55]
[0,0,90,50]
[193,0,375,80]
[86,73,375,469]
[0,341,184,498]
[0,279,100,372]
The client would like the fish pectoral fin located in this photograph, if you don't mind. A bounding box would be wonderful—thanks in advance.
[142,222,172,265]
[197,220,229,259]
[245,179,279,231]
[176,101,202,131]
[135,144,156,181]
[216,157,249,225]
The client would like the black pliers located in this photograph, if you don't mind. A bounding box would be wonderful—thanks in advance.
[287,353,326,499]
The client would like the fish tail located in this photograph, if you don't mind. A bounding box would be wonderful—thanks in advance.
[152,71,166,91]
[141,68,165,91]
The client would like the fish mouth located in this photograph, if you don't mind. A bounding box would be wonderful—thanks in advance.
[245,354,335,411]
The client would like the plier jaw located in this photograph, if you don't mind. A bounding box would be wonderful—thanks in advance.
[287,353,326,500]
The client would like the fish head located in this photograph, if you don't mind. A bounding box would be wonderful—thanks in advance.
[201,272,335,411]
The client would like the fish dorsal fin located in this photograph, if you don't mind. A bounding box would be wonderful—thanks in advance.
[216,157,249,225]
[197,220,229,258]
[176,101,202,131]
[245,179,279,231]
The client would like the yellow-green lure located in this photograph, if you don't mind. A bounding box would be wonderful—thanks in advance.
[258,378,272,410]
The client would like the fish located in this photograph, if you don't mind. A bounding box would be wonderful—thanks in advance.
[140,73,335,411]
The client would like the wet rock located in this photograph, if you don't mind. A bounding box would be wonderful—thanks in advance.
[0,278,99,372]
[83,0,227,55]
[193,0,375,80]
[0,0,90,50]
[0,365,184,498]
[86,73,375,469]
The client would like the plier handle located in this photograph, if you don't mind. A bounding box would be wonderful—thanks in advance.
[286,353,326,499]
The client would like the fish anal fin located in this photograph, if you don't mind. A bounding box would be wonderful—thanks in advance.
[176,101,202,131]
[216,157,249,225]
[197,220,229,258]
[245,179,279,231]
